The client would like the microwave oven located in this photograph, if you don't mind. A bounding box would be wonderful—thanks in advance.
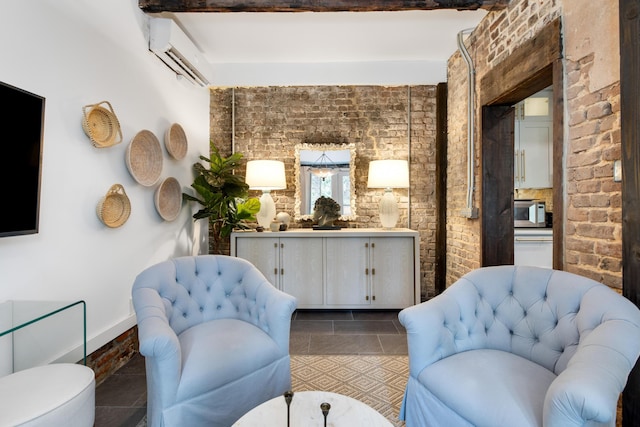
[514,200,546,228]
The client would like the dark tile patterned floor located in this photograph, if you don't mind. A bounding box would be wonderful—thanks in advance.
[94,309,405,426]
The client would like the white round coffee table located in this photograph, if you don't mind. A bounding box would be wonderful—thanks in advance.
[232,390,393,426]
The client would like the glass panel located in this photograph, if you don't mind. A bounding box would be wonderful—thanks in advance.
[0,300,86,375]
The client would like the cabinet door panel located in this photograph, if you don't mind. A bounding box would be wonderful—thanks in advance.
[514,88,553,189]
[280,238,324,307]
[235,238,279,286]
[325,237,369,306]
[518,121,552,188]
[514,235,553,268]
[370,237,414,307]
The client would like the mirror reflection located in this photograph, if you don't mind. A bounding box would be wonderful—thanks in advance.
[294,143,357,221]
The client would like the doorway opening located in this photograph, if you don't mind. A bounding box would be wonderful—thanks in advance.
[479,19,563,269]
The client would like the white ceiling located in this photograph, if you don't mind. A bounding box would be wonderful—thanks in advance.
[165,10,487,86]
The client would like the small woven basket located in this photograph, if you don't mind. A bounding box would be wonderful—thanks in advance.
[164,123,188,160]
[97,184,131,228]
[126,130,163,187]
[155,177,182,221]
[82,101,122,148]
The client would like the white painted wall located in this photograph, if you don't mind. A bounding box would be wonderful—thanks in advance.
[174,9,488,86]
[211,60,447,86]
[0,0,210,367]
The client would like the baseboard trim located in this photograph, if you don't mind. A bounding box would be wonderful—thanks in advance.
[53,314,137,364]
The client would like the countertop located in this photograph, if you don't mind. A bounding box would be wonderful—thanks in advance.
[514,227,553,236]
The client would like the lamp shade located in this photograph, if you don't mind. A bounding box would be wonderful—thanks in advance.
[245,160,286,190]
[367,160,409,189]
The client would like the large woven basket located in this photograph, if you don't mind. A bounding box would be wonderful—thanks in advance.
[97,184,131,228]
[164,123,188,160]
[126,130,163,186]
[82,101,122,148]
[154,177,182,221]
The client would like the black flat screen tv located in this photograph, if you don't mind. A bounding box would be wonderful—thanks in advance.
[0,81,45,237]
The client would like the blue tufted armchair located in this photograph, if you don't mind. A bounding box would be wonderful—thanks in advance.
[399,265,640,427]
[131,255,297,427]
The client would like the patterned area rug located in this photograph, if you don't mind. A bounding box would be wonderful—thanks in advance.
[291,355,408,427]
[135,355,409,427]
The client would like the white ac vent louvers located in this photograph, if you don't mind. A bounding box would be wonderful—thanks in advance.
[149,17,211,87]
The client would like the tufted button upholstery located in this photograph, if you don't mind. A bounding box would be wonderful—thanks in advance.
[132,255,297,427]
[137,255,287,338]
[398,265,640,427]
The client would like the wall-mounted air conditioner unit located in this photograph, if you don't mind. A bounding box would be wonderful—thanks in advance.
[149,17,211,87]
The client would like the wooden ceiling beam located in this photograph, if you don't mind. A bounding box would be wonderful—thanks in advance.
[139,0,510,13]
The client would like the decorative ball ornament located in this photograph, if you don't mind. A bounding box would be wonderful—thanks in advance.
[276,211,291,225]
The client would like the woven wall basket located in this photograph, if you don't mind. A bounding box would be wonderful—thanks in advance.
[164,123,188,160]
[82,101,123,148]
[155,177,182,221]
[97,184,131,228]
[126,130,163,187]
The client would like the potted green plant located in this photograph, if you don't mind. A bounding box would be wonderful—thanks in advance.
[183,143,260,254]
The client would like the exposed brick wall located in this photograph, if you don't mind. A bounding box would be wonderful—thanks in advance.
[86,326,138,386]
[446,0,623,289]
[446,40,481,285]
[445,1,563,286]
[480,0,562,70]
[210,86,438,299]
[565,57,622,288]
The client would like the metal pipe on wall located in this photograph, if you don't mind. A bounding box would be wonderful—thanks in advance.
[232,87,236,154]
[457,28,479,219]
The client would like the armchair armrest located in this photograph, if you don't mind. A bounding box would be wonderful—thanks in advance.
[399,296,462,378]
[133,287,182,412]
[253,282,297,354]
[399,285,490,378]
[544,319,640,427]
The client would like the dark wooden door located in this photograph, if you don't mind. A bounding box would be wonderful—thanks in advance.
[481,105,515,266]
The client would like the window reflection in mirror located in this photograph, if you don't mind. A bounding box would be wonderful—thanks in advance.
[294,143,357,221]
[300,153,351,216]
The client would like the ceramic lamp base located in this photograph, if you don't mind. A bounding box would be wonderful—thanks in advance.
[379,188,399,229]
[256,190,276,229]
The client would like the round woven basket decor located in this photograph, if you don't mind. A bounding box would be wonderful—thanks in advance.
[126,130,163,186]
[82,101,122,148]
[164,123,188,160]
[155,177,182,221]
[97,184,131,228]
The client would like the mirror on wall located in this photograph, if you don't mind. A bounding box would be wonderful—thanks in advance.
[294,143,357,221]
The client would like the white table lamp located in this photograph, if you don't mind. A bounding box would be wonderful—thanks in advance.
[245,160,286,228]
[367,160,409,229]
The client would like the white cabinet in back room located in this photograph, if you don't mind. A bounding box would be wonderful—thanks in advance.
[231,228,420,309]
[514,228,553,269]
[514,88,553,189]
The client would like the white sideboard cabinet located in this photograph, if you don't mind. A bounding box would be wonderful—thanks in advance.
[231,228,420,309]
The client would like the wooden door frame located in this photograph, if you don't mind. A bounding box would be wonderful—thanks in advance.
[435,83,448,295]
[479,18,563,268]
[620,0,640,424]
